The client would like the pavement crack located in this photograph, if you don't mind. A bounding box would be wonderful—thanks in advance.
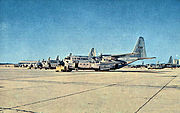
[0,107,37,113]
[8,78,142,110]
[134,76,177,113]
[11,84,114,109]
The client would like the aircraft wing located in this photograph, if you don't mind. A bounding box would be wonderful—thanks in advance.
[111,52,138,58]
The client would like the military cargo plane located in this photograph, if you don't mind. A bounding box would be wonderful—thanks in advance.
[62,37,155,71]
[43,56,63,69]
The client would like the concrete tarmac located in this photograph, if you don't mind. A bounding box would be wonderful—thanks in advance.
[0,67,179,113]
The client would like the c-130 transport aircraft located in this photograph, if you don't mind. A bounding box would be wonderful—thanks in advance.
[59,37,156,71]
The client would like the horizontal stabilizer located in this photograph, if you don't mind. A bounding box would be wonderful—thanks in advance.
[111,52,138,58]
[138,57,156,60]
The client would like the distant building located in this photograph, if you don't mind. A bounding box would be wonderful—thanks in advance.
[19,61,38,64]
[173,59,179,65]
[0,63,14,67]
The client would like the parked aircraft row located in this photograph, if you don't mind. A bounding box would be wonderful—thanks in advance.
[18,37,156,71]
[146,56,180,69]
[129,56,180,69]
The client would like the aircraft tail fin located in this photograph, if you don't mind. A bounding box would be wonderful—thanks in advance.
[168,56,173,64]
[133,37,147,58]
[48,57,51,61]
[88,48,96,57]
[56,55,59,60]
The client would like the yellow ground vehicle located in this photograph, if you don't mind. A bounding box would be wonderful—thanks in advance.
[56,65,72,72]
[55,65,65,72]
[27,67,31,69]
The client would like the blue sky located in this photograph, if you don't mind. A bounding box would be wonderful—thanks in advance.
[0,0,180,64]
